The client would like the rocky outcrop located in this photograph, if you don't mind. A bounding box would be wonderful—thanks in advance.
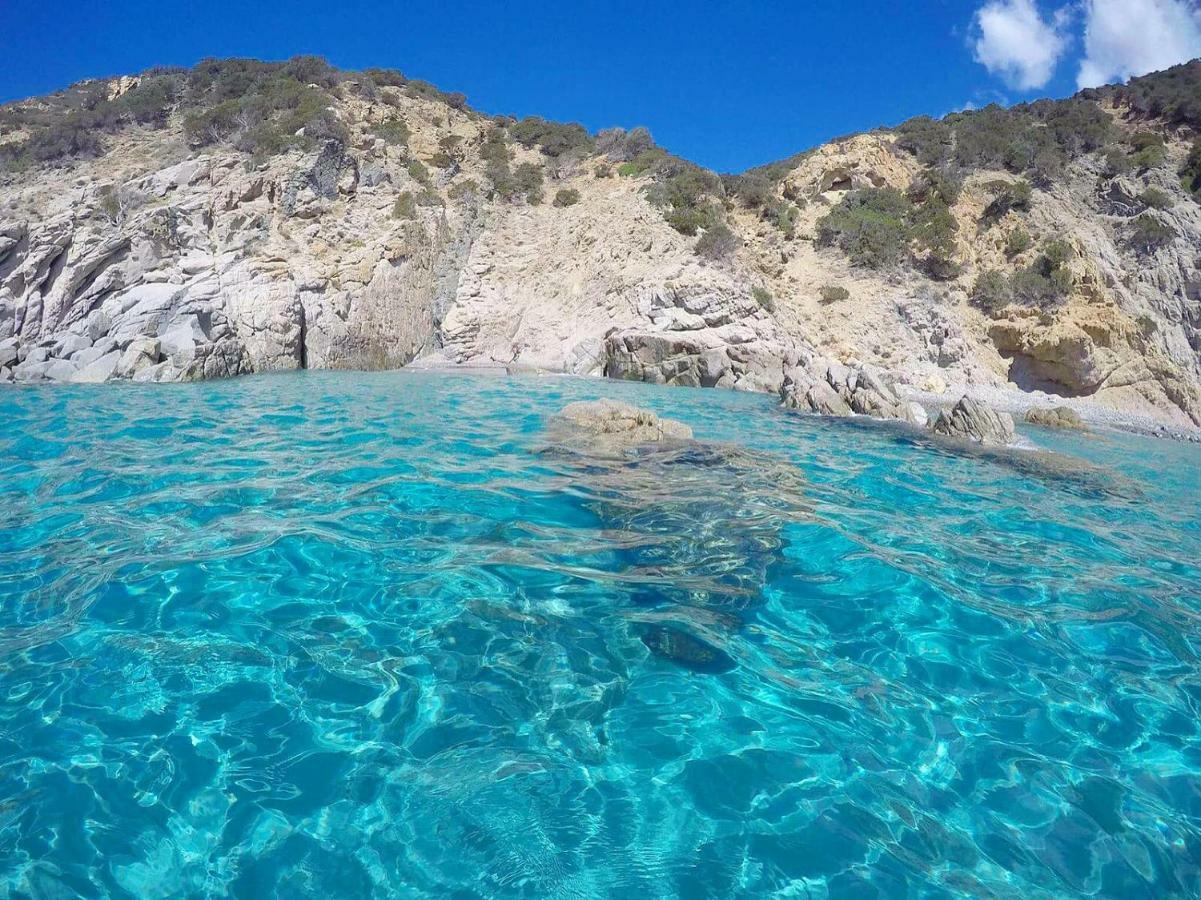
[931,396,1017,445]
[1025,406,1085,429]
[780,357,927,425]
[556,399,692,443]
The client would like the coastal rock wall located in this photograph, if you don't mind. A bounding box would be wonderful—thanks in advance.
[2,69,1200,433]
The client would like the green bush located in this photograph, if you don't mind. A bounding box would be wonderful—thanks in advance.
[407,159,431,185]
[895,116,952,167]
[416,189,442,207]
[723,172,772,208]
[1004,228,1033,257]
[763,200,798,238]
[1139,187,1173,210]
[448,179,479,200]
[1103,148,1132,177]
[1010,242,1073,306]
[694,224,739,260]
[1180,140,1201,200]
[371,118,410,146]
[553,188,580,207]
[646,165,723,235]
[513,161,544,203]
[908,169,963,206]
[910,197,960,280]
[971,270,1012,312]
[509,116,593,157]
[819,285,850,304]
[816,187,913,269]
[981,179,1033,223]
[1129,132,1167,170]
[118,75,180,125]
[363,67,406,88]
[751,285,775,311]
[392,191,417,219]
[1128,214,1177,254]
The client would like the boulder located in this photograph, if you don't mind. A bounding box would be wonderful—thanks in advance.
[780,357,923,425]
[70,350,121,384]
[930,396,1016,445]
[55,333,93,358]
[44,359,79,381]
[556,399,693,444]
[85,309,112,343]
[1025,406,1085,430]
[13,360,52,382]
[114,337,161,378]
[0,338,17,369]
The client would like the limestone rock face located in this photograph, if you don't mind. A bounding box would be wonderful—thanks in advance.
[1025,406,1085,429]
[931,396,1017,445]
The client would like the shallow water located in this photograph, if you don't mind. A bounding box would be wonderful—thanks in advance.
[1,371,1200,898]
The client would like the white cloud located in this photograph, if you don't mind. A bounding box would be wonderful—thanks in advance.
[1076,0,1201,88]
[973,0,1070,90]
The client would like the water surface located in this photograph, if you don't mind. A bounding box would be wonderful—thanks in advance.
[1,371,1200,898]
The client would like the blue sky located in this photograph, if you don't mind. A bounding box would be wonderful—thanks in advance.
[2,0,1200,172]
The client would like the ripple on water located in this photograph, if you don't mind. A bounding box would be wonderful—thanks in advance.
[0,370,1199,898]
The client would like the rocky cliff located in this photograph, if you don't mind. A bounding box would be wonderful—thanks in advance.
[2,57,1199,430]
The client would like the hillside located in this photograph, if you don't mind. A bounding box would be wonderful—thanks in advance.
[2,56,1200,427]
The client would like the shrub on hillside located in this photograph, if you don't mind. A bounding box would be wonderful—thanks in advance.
[392,192,417,219]
[752,285,775,311]
[1004,228,1033,258]
[596,126,655,162]
[371,118,410,146]
[1139,187,1173,210]
[553,188,580,207]
[1129,132,1167,170]
[510,117,593,157]
[1180,140,1201,201]
[762,200,798,238]
[513,161,544,204]
[981,179,1032,223]
[694,224,739,260]
[819,285,850,304]
[646,164,724,235]
[1127,214,1177,255]
[722,172,773,208]
[816,187,913,269]
[908,169,962,206]
[363,67,406,87]
[407,159,431,185]
[971,270,1011,313]
[1088,60,1201,130]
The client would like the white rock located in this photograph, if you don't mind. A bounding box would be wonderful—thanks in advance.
[70,350,121,383]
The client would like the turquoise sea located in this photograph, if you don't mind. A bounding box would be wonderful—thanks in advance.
[1,371,1200,898]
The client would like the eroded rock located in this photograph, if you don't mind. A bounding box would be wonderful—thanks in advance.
[931,396,1016,445]
[1025,406,1085,430]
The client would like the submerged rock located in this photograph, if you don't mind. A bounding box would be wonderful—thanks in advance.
[1025,406,1085,430]
[930,396,1016,445]
[640,625,735,674]
[556,399,693,443]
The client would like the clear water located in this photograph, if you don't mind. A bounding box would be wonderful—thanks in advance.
[1,371,1200,899]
